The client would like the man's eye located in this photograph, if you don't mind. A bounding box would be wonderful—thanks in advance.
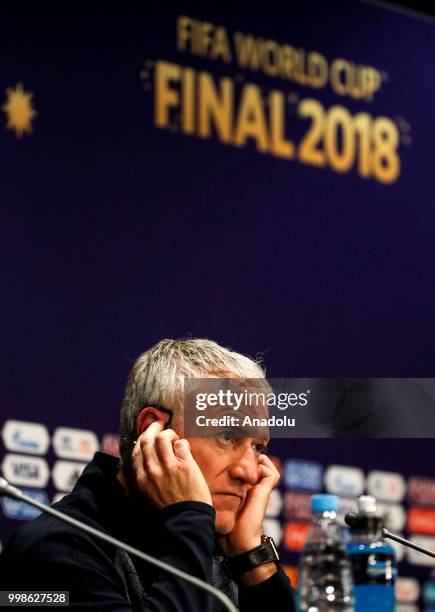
[217,431,234,445]
[253,442,267,455]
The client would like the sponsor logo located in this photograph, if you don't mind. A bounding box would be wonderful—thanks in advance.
[284,491,312,521]
[367,470,406,502]
[395,577,420,603]
[423,581,435,605]
[101,434,120,458]
[408,507,435,536]
[406,535,435,567]
[282,565,298,588]
[324,465,364,497]
[52,460,86,492]
[377,502,406,532]
[2,420,49,455]
[283,459,323,491]
[266,489,283,518]
[1,454,49,488]
[52,427,98,461]
[408,477,435,506]
[262,518,282,546]
[1,488,48,521]
[283,522,310,552]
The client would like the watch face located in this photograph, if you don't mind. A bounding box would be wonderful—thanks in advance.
[261,536,280,560]
[268,537,280,560]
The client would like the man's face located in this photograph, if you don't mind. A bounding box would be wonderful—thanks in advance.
[186,435,268,535]
[183,376,271,534]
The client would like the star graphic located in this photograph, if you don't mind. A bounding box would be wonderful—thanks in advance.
[3,83,37,138]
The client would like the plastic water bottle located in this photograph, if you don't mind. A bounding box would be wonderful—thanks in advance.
[346,496,396,611]
[297,494,354,611]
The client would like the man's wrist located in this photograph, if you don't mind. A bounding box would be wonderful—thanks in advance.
[225,537,262,556]
[237,562,278,586]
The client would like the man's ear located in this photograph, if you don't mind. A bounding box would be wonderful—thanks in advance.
[136,406,171,437]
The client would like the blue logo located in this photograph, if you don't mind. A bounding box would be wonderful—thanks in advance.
[284,459,323,491]
[2,421,49,456]
[1,489,48,521]
[11,428,40,451]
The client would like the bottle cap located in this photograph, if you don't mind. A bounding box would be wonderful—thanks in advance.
[357,495,377,514]
[311,494,338,514]
[349,495,384,534]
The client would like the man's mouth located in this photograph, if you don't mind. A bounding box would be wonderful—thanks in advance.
[213,492,244,502]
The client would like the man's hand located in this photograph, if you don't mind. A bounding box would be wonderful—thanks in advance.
[131,421,213,509]
[218,454,281,585]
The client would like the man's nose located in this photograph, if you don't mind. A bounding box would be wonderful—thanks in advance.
[228,447,259,485]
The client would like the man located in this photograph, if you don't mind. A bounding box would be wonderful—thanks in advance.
[1,339,295,610]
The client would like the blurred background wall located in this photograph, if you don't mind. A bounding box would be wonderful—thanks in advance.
[1,2,435,608]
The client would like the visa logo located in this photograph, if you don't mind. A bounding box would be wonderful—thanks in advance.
[2,454,49,488]
[13,463,39,479]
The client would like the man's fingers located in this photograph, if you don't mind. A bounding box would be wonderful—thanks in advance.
[154,429,180,465]
[257,454,281,487]
[129,425,212,508]
[258,453,280,474]
[135,421,164,471]
[172,439,192,462]
[141,419,165,441]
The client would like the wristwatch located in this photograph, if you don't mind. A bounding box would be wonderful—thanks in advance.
[224,536,280,578]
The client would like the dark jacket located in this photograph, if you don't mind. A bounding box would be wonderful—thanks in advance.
[0,452,295,611]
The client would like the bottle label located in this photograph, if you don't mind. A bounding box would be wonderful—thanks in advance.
[348,551,397,585]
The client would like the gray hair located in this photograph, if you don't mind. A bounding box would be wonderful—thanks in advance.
[119,338,265,465]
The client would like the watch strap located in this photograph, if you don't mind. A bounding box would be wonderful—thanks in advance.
[224,536,280,578]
